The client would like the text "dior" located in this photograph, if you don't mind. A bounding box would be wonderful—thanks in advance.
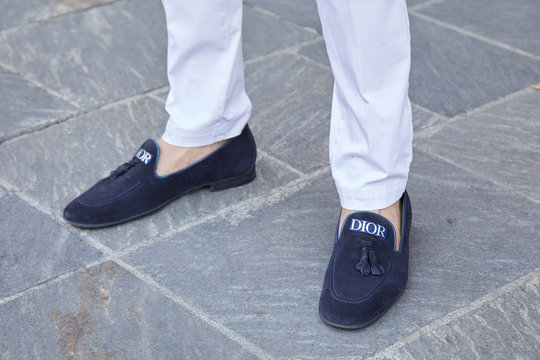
[350,219,386,239]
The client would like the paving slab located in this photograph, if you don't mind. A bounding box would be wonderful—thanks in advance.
[406,0,435,7]
[246,53,329,123]
[411,104,446,135]
[0,186,101,297]
[418,0,540,57]
[0,0,168,110]
[0,67,77,143]
[245,0,322,34]
[243,6,317,60]
[252,66,333,173]
[298,39,330,68]
[376,273,540,360]
[409,14,540,117]
[416,89,540,202]
[0,94,299,251]
[0,261,258,359]
[295,14,540,120]
[122,150,540,359]
[0,0,115,31]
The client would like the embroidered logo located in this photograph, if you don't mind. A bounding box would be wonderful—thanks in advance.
[135,149,152,165]
[350,219,387,240]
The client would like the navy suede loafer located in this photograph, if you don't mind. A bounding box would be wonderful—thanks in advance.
[319,191,412,329]
[63,125,257,228]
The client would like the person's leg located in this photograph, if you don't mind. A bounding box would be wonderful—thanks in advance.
[158,0,250,176]
[317,0,412,244]
[316,0,413,329]
[63,0,257,228]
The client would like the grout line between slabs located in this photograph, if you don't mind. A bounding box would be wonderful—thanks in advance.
[365,267,540,359]
[116,164,330,258]
[0,158,330,359]
[115,258,276,360]
[0,62,80,110]
[295,51,331,71]
[0,181,280,358]
[259,150,306,177]
[0,259,107,306]
[247,4,321,36]
[249,71,333,128]
[245,36,324,67]
[408,0,446,12]
[408,10,540,63]
[0,0,122,36]
[413,146,540,205]
[0,84,169,146]
[412,84,537,140]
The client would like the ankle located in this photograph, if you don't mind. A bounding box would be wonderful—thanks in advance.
[338,200,402,249]
[156,138,227,176]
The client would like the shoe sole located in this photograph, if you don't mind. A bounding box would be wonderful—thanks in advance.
[65,167,256,229]
[318,286,406,330]
[318,310,386,330]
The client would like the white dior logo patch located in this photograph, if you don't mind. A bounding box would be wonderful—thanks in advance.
[135,149,152,165]
[350,219,387,239]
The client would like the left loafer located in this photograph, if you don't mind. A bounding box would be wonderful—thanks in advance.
[318,191,412,329]
[63,125,257,228]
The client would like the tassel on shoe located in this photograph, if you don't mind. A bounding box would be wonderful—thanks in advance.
[355,243,385,276]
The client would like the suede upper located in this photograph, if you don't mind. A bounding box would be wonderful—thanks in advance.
[319,191,412,329]
[64,125,257,228]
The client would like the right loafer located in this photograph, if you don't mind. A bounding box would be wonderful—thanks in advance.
[63,125,257,228]
[319,191,412,329]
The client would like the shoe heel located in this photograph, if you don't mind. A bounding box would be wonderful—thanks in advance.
[209,168,256,192]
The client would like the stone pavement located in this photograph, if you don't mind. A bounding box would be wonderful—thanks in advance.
[1,0,539,358]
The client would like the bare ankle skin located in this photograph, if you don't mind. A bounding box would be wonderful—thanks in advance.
[155,138,227,176]
[338,199,403,250]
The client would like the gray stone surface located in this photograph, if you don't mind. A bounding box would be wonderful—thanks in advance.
[0,94,299,251]
[0,261,258,359]
[409,14,540,117]
[246,53,330,123]
[243,6,317,60]
[251,66,333,173]
[419,0,540,57]
[0,0,115,31]
[0,186,101,297]
[245,0,322,34]
[0,0,168,110]
[0,67,77,142]
[383,274,540,360]
[417,90,540,202]
[412,104,446,135]
[298,39,331,68]
[406,0,434,7]
[122,150,540,359]
[2,0,540,358]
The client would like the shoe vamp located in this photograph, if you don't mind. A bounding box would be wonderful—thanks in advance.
[332,239,394,301]
[78,167,147,205]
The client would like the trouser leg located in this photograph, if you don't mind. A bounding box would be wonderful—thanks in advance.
[316,0,413,210]
[160,0,251,147]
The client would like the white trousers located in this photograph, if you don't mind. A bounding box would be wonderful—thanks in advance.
[160,0,413,210]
